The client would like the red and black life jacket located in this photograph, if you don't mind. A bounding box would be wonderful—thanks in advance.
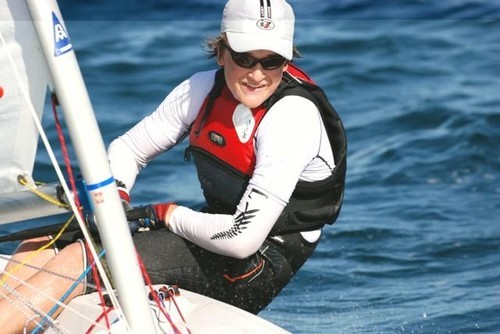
[185,64,347,235]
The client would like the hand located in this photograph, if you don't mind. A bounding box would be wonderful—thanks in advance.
[124,202,176,232]
[152,202,177,229]
[116,179,132,212]
[126,205,165,233]
[121,198,132,213]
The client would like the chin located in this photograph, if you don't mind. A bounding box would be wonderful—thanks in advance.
[240,100,262,109]
[238,92,272,109]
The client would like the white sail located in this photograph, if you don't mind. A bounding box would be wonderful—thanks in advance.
[0,0,68,225]
[0,0,52,194]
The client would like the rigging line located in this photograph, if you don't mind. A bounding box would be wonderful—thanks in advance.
[51,95,81,211]
[84,306,115,334]
[139,255,185,334]
[0,288,44,332]
[17,175,69,208]
[0,254,98,292]
[0,215,75,286]
[1,22,127,331]
[51,96,112,332]
[165,287,190,334]
[3,268,106,334]
[50,97,127,330]
[0,280,68,334]
[0,25,120,317]
[23,315,49,334]
[140,258,180,334]
[33,249,109,334]
[86,244,113,332]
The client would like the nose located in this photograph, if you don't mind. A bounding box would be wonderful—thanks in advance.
[247,64,266,81]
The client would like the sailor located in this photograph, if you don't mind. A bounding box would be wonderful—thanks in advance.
[0,1,346,330]
[108,0,346,313]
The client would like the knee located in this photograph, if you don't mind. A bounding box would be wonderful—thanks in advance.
[16,236,54,253]
[46,242,84,276]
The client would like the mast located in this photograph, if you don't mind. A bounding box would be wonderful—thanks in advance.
[25,1,157,332]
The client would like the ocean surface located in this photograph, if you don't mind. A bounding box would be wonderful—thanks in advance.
[2,1,500,333]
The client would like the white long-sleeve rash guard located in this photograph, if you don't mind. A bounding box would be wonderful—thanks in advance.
[108,70,335,259]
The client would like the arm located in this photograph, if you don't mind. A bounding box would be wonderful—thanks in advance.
[169,186,285,259]
[107,70,216,190]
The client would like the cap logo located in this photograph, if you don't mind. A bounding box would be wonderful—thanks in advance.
[256,19,275,30]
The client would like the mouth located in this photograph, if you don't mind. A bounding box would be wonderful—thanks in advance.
[243,82,265,92]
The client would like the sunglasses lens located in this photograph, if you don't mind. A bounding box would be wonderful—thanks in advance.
[232,53,256,68]
[261,57,287,70]
[226,45,287,70]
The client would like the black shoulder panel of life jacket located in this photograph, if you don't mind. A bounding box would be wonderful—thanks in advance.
[265,71,347,235]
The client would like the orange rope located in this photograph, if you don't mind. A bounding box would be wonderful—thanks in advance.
[223,258,264,283]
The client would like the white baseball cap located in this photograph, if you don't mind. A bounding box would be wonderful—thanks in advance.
[221,0,295,60]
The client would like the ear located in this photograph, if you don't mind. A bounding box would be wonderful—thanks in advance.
[216,48,225,67]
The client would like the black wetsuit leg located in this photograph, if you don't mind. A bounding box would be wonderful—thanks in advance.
[132,229,318,314]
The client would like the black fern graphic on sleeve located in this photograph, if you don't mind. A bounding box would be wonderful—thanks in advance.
[210,203,259,240]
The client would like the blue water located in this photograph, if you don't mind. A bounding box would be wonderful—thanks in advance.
[2,1,500,333]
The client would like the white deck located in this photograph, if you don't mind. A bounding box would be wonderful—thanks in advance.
[1,255,289,333]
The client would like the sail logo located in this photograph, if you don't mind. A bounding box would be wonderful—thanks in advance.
[52,12,73,56]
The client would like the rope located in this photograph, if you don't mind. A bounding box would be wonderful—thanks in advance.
[50,95,113,332]
[138,252,191,334]
[0,215,75,286]
[0,286,47,332]
[1,277,69,334]
[0,222,102,333]
[0,255,97,292]
[165,286,189,332]
[139,256,180,333]
[5,270,107,334]
[50,94,82,211]
[84,242,112,331]
[32,249,107,334]
[17,175,69,208]
[84,306,115,334]
[0,24,124,333]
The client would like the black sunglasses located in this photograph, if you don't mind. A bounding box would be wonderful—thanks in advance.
[224,44,288,70]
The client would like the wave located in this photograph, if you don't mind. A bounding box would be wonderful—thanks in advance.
[59,1,500,20]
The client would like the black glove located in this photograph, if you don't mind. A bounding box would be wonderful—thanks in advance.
[126,205,163,233]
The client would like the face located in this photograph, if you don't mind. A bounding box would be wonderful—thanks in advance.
[218,47,289,109]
